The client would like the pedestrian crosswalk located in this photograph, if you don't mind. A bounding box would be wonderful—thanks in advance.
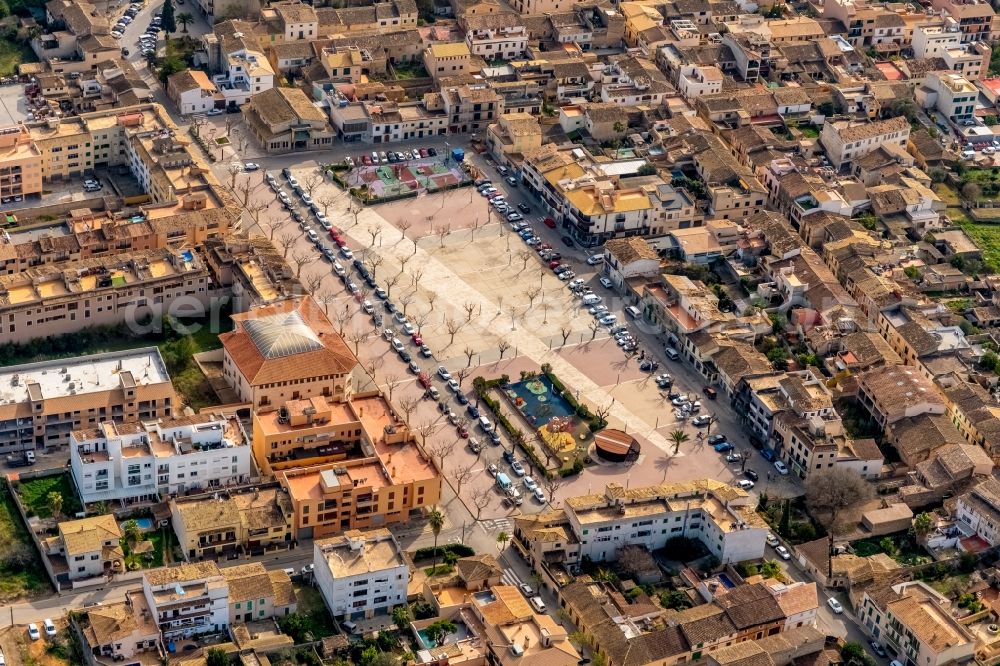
[501,568,526,589]
[481,518,512,532]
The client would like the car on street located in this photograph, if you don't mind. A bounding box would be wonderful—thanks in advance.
[671,396,690,407]
[487,463,498,477]
[775,545,791,560]
[467,404,480,418]
[707,434,726,445]
[692,415,712,427]
[599,315,617,326]
[713,441,734,453]
[511,460,525,476]
[744,469,759,482]
[469,439,482,454]
[869,641,886,658]
[766,534,779,547]
[735,479,754,490]
[533,487,546,503]
[519,583,533,598]
[827,598,844,614]
[407,361,420,374]
[455,392,468,405]
[447,379,461,392]
[523,476,537,491]
[207,108,223,116]
[420,345,433,357]
[774,460,789,475]
[457,424,469,438]
[599,277,613,289]
[243,162,260,171]
[438,366,452,380]
[726,452,742,463]
[529,597,547,613]
[362,300,374,314]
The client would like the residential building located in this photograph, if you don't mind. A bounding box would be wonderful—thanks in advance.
[45,514,123,582]
[929,0,996,43]
[857,365,947,428]
[476,586,582,666]
[677,64,723,101]
[916,72,977,122]
[142,562,230,639]
[765,580,820,631]
[223,563,297,623]
[819,117,911,171]
[0,125,43,203]
[0,248,213,345]
[861,581,975,666]
[953,478,1000,548]
[71,412,253,506]
[602,236,660,289]
[211,50,275,110]
[313,528,409,621]
[171,486,294,560]
[271,1,319,41]
[252,396,362,475]
[441,84,503,134]
[513,480,767,570]
[80,590,161,664]
[220,296,358,409]
[465,15,528,60]
[0,348,174,454]
[167,70,220,115]
[487,112,542,166]
[243,87,335,154]
[277,396,441,539]
[423,42,472,80]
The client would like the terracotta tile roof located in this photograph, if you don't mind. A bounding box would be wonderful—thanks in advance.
[59,514,121,557]
[223,562,273,603]
[220,296,357,387]
[717,583,785,629]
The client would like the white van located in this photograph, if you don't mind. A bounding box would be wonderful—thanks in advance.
[624,305,642,318]
[581,294,602,306]
[961,149,976,160]
[665,347,680,361]
[479,415,493,431]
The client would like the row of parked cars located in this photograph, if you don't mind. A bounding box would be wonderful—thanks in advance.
[350,147,439,168]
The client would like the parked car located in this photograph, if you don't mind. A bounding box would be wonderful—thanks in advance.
[735,479,754,490]
[774,460,789,475]
[827,598,843,614]
[775,545,791,560]
[27,624,40,641]
[766,533,779,547]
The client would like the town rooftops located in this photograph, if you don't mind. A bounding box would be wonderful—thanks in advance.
[428,41,471,58]
[59,514,122,557]
[315,528,405,578]
[826,116,909,144]
[605,236,659,265]
[144,561,222,586]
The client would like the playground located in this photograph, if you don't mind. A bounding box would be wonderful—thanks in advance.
[345,156,472,199]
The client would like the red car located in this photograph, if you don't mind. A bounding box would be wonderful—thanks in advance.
[548,260,560,270]
[362,155,372,166]
[334,237,348,248]
[329,229,340,239]
[412,333,423,345]
[543,217,557,229]
[418,372,431,389]
[457,425,470,438]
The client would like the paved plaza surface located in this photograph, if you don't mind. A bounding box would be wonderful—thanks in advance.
[237,154,801,526]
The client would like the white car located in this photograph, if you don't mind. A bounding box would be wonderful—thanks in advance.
[533,487,546,503]
[362,300,374,314]
[587,254,604,265]
[43,619,56,637]
[774,460,789,475]
[599,276,613,289]
[523,476,537,491]
[766,533,779,547]
[775,545,791,560]
[735,479,754,490]
[529,596,547,613]
[438,366,452,380]
[447,378,461,392]
[567,278,585,289]
[27,623,40,641]
[827,598,844,614]
[206,108,224,116]
[243,162,260,171]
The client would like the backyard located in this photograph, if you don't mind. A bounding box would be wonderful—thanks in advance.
[933,182,1000,271]
[852,531,930,566]
[121,527,178,570]
[0,483,48,602]
[15,473,82,520]
[0,40,36,78]
[279,585,337,642]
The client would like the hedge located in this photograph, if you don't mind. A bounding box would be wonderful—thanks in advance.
[474,377,553,479]
[541,363,606,431]
[413,543,474,561]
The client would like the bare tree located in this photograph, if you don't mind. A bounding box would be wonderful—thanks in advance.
[525,286,541,308]
[397,219,412,247]
[384,373,401,401]
[446,318,462,345]
[398,254,412,275]
[368,226,382,249]
[228,161,243,189]
[315,288,334,315]
[400,293,415,316]
[437,224,451,248]
[470,485,492,520]
[291,250,314,278]
[517,250,533,271]
[246,200,269,228]
[410,268,424,287]
[384,273,400,297]
[367,254,384,278]
[277,232,297,258]
[541,474,565,506]
[417,421,440,448]
[318,194,337,218]
[560,327,573,346]
[427,291,438,311]
[456,367,471,387]
[413,311,431,333]
[304,271,325,294]
[593,402,612,428]
[588,320,601,340]
[453,462,474,495]
[366,357,384,380]
[333,305,353,337]
[257,216,283,241]
[463,347,476,367]
[398,395,420,426]
[805,468,872,535]
[498,340,511,359]
[426,438,457,471]
[302,173,323,198]
[347,329,371,356]
[464,302,477,323]
[469,217,480,242]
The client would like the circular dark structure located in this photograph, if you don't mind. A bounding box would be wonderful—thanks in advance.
[595,429,641,463]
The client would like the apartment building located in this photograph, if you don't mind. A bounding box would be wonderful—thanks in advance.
[0,125,43,203]
[677,64,723,101]
[773,410,883,481]
[857,365,947,428]
[277,396,440,539]
[171,487,293,560]
[252,396,364,475]
[953,478,1000,547]
[819,117,910,171]
[272,1,318,42]
[0,248,212,345]
[71,412,252,505]
[368,102,448,144]
[220,296,358,409]
[313,529,409,621]
[45,514,123,581]
[861,581,975,666]
[440,84,503,134]
[80,590,161,663]
[142,562,230,639]
[243,87,335,154]
[0,348,174,454]
[423,42,472,80]
[930,0,997,42]
[464,15,528,60]
[166,70,220,115]
[487,112,543,166]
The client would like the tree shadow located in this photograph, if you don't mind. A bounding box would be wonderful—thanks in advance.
[655,453,677,481]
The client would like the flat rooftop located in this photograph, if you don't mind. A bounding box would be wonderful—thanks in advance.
[0,347,170,405]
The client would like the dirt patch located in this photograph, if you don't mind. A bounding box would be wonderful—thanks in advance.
[1,621,71,666]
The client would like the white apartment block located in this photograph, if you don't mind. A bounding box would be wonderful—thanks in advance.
[465,25,528,60]
[314,529,409,621]
[563,481,768,564]
[212,50,275,109]
[677,64,723,101]
[912,23,963,58]
[954,478,1000,547]
[71,413,253,505]
[917,72,977,121]
[142,562,230,639]
[819,116,910,170]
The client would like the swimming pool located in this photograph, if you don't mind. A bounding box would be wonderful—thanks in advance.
[120,518,154,532]
[472,590,496,605]
[416,620,470,648]
[505,375,576,426]
[180,250,194,263]
[717,573,736,589]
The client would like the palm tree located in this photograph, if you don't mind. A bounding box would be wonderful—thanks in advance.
[176,12,194,33]
[428,507,445,574]
[496,531,510,554]
[122,519,142,548]
[669,430,689,455]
